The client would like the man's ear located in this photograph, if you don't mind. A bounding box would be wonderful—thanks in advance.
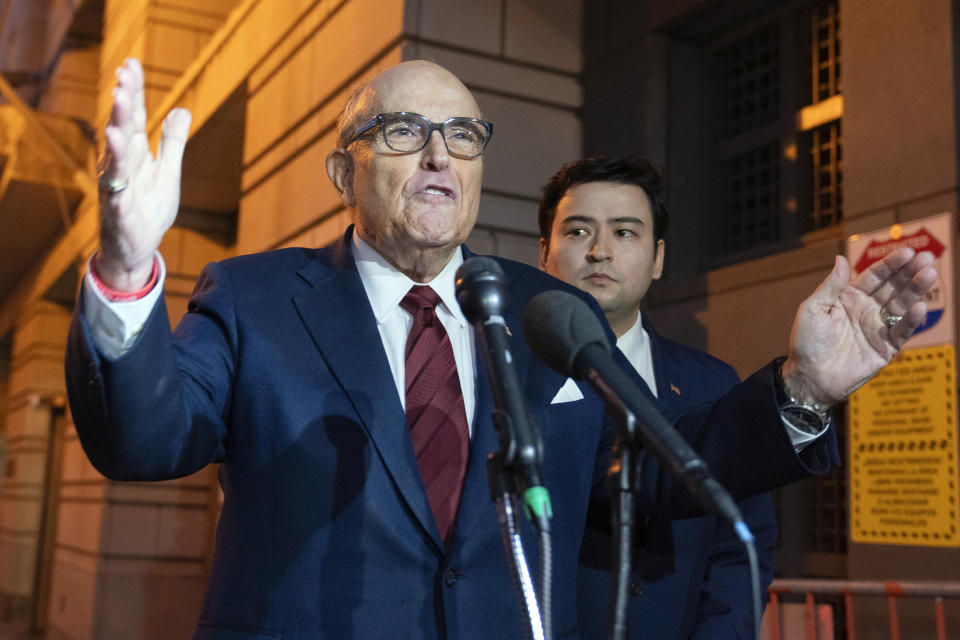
[538,237,549,270]
[652,238,665,280]
[326,149,355,207]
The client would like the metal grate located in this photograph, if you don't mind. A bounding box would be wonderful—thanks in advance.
[708,0,842,264]
[811,0,841,102]
[718,143,781,255]
[813,470,849,553]
[813,405,848,554]
[808,120,843,231]
[717,25,780,139]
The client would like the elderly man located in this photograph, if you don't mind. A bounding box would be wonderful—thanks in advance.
[66,58,935,640]
[539,155,776,639]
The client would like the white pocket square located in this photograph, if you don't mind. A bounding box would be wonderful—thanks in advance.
[550,378,583,404]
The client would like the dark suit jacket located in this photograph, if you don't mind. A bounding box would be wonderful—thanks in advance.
[64,227,836,639]
[578,316,778,639]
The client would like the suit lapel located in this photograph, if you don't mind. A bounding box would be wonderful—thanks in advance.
[450,343,499,544]
[292,232,443,552]
[643,315,680,411]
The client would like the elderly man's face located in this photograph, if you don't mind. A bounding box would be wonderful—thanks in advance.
[343,63,484,272]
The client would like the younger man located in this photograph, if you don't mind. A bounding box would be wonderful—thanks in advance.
[539,155,777,639]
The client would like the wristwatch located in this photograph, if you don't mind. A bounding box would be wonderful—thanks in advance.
[773,357,832,435]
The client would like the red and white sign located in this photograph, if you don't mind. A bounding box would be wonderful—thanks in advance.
[846,212,954,349]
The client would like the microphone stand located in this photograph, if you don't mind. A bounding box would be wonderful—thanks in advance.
[586,370,639,640]
[520,290,763,638]
[487,451,547,640]
[455,258,552,640]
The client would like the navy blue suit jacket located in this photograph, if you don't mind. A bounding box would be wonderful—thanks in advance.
[64,228,835,639]
[578,316,778,639]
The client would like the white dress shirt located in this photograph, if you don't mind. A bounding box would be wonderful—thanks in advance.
[82,254,166,361]
[352,234,476,432]
[615,313,658,399]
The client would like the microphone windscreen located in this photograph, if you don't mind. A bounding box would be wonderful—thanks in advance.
[455,257,507,323]
[456,255,504,282]
[522,290,611,379]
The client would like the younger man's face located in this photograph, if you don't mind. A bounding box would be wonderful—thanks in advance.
[540,181,664,335]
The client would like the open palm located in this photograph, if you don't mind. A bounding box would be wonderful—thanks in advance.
[783,249,936,406]
[97,58,191,291]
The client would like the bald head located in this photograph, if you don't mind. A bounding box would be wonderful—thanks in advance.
[336,60,481,149]
[325,59,488,283]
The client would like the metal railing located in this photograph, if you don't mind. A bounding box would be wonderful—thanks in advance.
[767,578,960,640]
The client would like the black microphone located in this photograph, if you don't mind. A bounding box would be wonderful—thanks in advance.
[521,290,742,524]
[455,258,548,511]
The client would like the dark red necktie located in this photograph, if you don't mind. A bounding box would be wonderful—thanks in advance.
[401,286,470,542]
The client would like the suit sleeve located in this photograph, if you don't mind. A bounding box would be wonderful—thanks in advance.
[629,361,840,517]
[65,262,237,480]
[688,363,779,637]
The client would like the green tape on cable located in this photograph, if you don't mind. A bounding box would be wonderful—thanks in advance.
[523,486,553,520]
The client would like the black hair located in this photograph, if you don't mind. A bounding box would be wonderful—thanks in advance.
[538,155,668,251]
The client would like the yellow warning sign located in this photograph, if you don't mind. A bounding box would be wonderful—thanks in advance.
[849,344,958,547]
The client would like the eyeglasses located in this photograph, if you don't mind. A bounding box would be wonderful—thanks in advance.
[345,112,494,159]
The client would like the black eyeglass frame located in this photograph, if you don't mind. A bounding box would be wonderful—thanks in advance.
[345,112,494,159]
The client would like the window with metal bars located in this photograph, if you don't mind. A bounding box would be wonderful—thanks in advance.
[807,120,843,231]
[705,0,842,266]
[810,0,841,102]
[805,0,843,232]
[717,24,780,138]
[718,143,781,255]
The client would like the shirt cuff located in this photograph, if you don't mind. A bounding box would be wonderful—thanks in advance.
[90,254,159,301]
[82,252,166,361]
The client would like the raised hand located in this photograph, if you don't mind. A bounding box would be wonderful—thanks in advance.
[782,247,937,407]
[96,58,192,292]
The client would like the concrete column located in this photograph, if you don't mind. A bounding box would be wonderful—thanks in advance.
[47,443,218,640]
[0,340,10,469]
[0,301,70,622]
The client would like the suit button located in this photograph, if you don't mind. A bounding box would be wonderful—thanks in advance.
[629,582,645,597]
[444,570,457,587]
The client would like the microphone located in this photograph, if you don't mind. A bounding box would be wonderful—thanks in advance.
[455,257,549,522]
[521,290,742,524]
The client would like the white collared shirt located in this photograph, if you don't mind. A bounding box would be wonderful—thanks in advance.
[615,313,658,399]
[82,254,166,361]
[352,234,476,432]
